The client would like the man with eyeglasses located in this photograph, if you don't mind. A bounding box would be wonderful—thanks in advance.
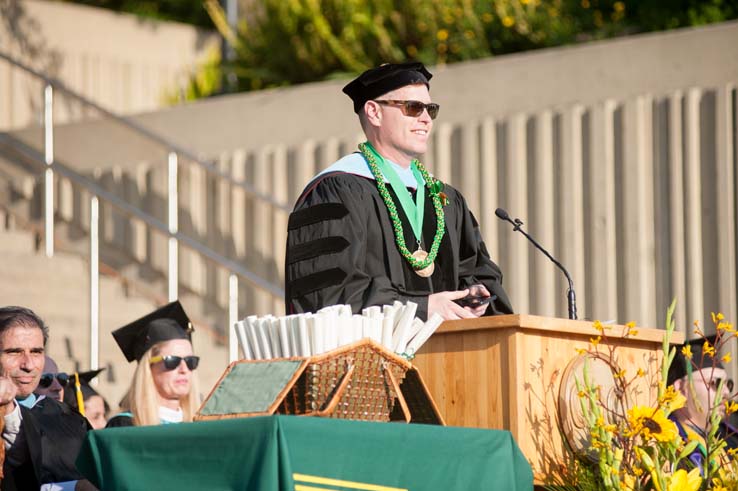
[285,62,513,321]
[667,336,738,470]
[0,306,95,491]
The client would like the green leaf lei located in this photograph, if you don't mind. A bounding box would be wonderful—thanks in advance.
[359,142,446,271]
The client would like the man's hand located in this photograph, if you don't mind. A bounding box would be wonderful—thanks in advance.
[0,375,17,416]
[464,284,491,317]
[428,290,477,320]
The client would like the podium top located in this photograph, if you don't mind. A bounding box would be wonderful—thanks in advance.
[437,314,685,345]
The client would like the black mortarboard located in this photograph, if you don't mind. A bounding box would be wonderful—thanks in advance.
[112,301,193,362]
[342,62,433,113]
[64,369,104,407]
[667,335,724,385]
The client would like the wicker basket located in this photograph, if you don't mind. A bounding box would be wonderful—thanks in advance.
[196,339,444,425]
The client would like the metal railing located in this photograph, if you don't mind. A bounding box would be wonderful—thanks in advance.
[0,51,287,366]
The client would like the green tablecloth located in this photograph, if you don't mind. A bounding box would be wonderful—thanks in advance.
[77,415,533,491]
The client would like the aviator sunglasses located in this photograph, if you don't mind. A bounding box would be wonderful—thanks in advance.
[38,372,70,388]
[149,355,200,371]
[373,99,440,120]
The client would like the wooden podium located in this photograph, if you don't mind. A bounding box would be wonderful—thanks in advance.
[412,314,684,484]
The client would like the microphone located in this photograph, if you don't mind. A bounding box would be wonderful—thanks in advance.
[495,208,578,320]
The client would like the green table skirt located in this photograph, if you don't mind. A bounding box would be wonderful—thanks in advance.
[77,415,533,491]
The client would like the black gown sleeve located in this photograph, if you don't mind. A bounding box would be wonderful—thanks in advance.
[451,189,514,315]
[285,174,429,316]
[14,399,91,487]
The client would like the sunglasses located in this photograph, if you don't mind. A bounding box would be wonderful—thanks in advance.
[374,99,440,120]
[710,377,735,392]
[149,355,200,371]
[38,372,70,389]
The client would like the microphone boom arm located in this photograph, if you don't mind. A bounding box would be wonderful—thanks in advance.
[495,208,578,320]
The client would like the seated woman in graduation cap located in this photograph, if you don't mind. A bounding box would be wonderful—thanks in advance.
[64,369,110,430]
[106,301,201,427]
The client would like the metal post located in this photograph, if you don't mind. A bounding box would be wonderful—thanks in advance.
[223,0,238,91]
[228,274,239,362]
[44,84,54,257]
[168,152,178,301]
[90,196,99,373]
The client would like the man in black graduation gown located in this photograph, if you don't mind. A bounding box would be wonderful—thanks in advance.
[0,306,94,491]
[285,62,513,320]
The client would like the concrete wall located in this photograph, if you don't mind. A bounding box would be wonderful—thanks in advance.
[2,20,737,340]
[0,0,218,131]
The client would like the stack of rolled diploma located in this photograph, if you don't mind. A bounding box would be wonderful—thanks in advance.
[235,301,444,360]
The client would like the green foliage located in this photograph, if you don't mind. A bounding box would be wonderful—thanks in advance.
[198,0,737,97]
[59,0,213,28]
[60,0,738,99]
[162,48,222,105]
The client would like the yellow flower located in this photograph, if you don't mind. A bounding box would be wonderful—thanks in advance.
[637,368,646,377]
[665,468,702,491]
[660,386,687,412]
[725,400,738,415]
[722,352,732,364]
[436,29,449,41]
[626,406,678,443]
[502,15,515,27]
[681,344,693,359]
[593,320,604,332]
[603,423,617,433]
[615,369,626,379]
[712,312,725,324]
[718,321,735,333]
[590,336,601,346]
[575,348,587,355]
[703,341,716,357]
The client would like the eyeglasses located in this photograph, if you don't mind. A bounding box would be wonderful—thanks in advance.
[373,99,440,120]
[38,372,70,389]
[149,355,200,371]
[710,377,735,392]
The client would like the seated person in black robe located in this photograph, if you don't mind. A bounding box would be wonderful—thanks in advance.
[106,301,200,428]
[0,306,94,491]
[64,369,110,430]
[285,62,513,321]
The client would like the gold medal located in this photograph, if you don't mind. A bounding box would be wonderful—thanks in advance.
[411,248,435,277]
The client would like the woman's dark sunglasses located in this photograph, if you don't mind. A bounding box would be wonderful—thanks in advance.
[374,99,440,120]
[149,355,200,371]
[38,372,70,388]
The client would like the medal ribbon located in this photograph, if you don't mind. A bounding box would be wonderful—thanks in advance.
[364,142,425,243]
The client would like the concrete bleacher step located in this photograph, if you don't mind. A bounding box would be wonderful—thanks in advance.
[0,226,229,414]
[0,229,37,254]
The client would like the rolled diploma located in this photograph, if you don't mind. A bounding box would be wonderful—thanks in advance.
[278,317,291,357]
[256,317,273,359]
[268,318,283,358]
[392,301,417,352]
[298,314,311,356]
[235,320,253,360]
[245,316,263,359]
[405,313,444,356]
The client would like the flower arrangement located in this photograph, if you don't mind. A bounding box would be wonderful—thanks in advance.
[546,301,738,491]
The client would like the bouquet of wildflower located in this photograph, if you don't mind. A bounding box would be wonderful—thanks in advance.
[548,301,738,491]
